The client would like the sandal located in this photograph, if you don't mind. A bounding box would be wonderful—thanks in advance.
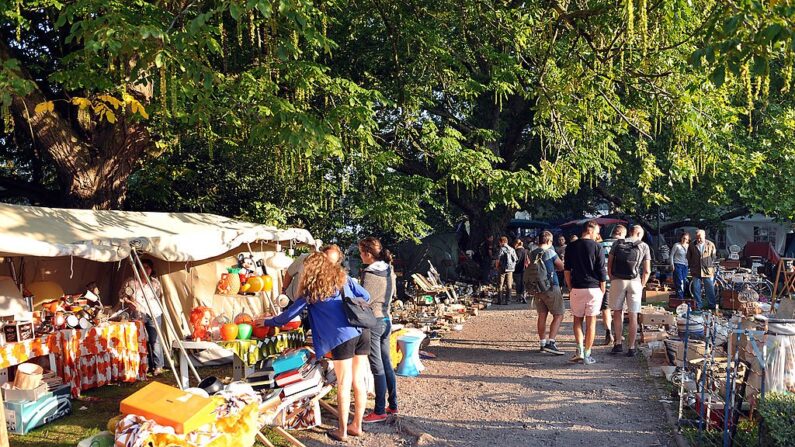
[327,430,348,443]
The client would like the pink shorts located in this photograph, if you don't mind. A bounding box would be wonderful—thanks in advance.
[569,288,604,318]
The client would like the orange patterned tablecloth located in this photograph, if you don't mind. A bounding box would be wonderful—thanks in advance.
[0,333,59,369]
[57,321,149,397]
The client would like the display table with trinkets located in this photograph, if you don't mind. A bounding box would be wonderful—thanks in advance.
[172,329,305,387]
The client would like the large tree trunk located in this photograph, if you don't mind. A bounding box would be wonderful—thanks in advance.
[3,43,150,209]
[464,205,513,252]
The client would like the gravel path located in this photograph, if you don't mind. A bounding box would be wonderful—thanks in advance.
[300,302,676,447]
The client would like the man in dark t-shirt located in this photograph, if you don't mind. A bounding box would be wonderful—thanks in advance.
[564,220,608,365]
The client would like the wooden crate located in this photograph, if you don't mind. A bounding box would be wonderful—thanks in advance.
[639,313,676,326]
[720,289,742,310]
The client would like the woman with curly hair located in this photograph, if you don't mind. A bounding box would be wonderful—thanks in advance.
[265,252,371,442]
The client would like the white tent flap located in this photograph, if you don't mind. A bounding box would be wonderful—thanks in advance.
[0,203,318,262]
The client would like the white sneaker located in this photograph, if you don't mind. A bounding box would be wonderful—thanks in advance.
[583,355,597,365]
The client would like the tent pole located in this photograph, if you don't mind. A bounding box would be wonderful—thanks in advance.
[126,253,184,390]
[131,249,202,385]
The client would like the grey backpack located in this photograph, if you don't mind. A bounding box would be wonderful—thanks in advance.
[524,248,550,292]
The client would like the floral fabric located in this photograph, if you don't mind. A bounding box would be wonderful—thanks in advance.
[0,333,59,369]
[58,322,149,397]
[0,322,147,397]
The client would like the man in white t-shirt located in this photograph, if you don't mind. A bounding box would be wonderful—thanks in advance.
[608,225,651,357]
[119,259,164,376]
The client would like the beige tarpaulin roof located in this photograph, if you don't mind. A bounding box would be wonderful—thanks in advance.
[0,203,318,262]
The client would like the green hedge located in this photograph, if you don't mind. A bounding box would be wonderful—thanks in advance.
[759,392,795,447]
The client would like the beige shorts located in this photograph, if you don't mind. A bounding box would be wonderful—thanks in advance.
[608,279,643,313]
[569,288,604,318]
[534,286,565,316]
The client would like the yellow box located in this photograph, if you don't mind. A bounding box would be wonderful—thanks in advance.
[120,382,217,434]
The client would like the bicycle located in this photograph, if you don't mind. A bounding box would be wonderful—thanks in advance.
[689,264,776,306]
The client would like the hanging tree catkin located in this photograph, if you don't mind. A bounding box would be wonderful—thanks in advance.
[626,0,634,44]
[160,64,167,112]
[741,61,753,131]
[638,0,648,55]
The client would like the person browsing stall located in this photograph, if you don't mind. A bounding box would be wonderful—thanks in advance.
[686,229,718,309]
[670,232,690,300]
[564,221,608,365]
[608,225,651,357]
[526,231,565,355]
[119,259,164,377]
[357,237,399,423]
[496,236,518,305]
[265,253,371,442]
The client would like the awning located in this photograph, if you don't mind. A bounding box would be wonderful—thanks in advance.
[0,203,318,262]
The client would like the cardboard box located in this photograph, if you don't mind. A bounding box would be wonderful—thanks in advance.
[2,382,48,402]
[3,321,34,344]
[4,384,71,434]
[643,289,672,304]
[641,331,670,343]
[666,339,707,364]
[639,313,676,326]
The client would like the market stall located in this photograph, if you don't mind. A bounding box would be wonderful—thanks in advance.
[0,203,318,436]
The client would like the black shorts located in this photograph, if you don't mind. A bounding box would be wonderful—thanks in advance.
[330,329,371,361]
[601,291,609,310]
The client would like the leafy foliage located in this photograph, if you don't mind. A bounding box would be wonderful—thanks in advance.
[759,392,795,447]
[1,0,794,243]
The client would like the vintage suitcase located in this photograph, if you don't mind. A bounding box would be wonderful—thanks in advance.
[120,382,217,434]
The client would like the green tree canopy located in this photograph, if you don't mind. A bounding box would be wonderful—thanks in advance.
[1,0,793,245]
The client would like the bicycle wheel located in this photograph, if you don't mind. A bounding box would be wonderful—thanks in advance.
[688,278,699,301]
[752,281,773,303]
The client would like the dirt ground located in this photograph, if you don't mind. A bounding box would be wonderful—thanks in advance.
[299,300,677,447]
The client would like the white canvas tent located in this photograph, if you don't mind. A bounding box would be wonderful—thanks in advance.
[723,214,792,254]
[0,203,318,338]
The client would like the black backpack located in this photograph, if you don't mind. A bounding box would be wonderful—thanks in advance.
[611,240,642,279]
[523,248,551,292]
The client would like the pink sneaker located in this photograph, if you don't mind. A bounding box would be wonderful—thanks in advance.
[363,412,388,423]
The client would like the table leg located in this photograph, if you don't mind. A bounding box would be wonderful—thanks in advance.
[179,350,189,388]
[232,356,243,381]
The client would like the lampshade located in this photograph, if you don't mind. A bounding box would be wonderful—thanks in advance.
[266,251,293,270]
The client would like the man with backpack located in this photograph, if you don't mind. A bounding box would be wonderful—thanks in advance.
[564,221,608,365]
[608,225,651,357]
[496,236,518,305]
[525,231,565,355]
